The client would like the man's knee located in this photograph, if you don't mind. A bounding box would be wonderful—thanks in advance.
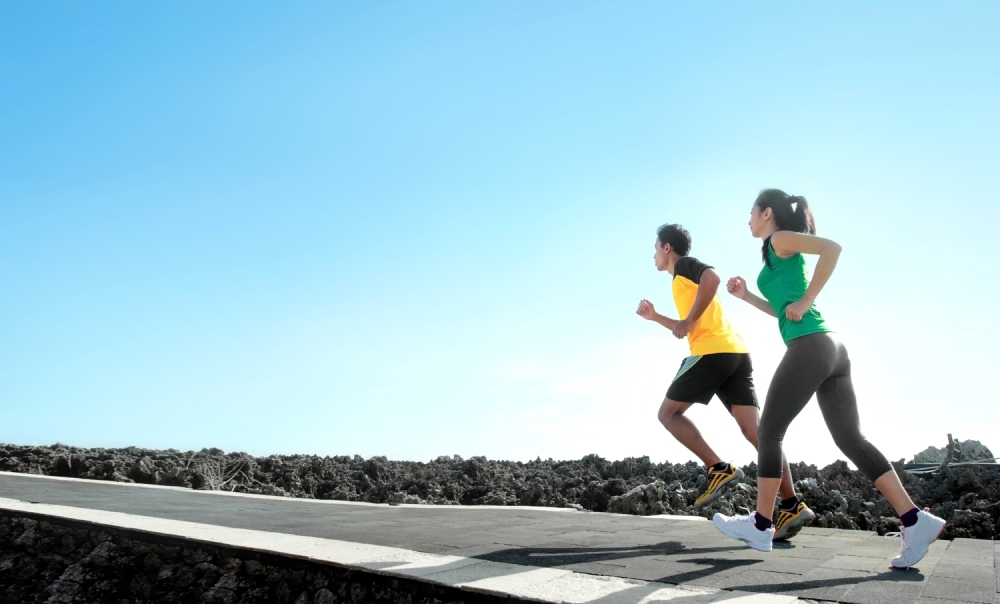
[729,407,760,443]
[657,399,688,426]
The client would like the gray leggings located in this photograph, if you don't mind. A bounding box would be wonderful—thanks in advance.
[758,332,892,481]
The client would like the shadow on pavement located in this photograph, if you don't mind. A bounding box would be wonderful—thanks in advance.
[715,568,926,595]
[475,542,742,568]
[475,541,928,596]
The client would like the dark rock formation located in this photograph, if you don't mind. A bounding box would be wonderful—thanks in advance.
[912,439,995,465]
[0,516,508,603]
[1,443,998,540]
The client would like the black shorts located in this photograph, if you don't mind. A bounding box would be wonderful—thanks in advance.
[665,353,758,412]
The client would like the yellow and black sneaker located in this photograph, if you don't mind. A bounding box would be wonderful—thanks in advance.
[694,463,744,508]
[774,501,816,541]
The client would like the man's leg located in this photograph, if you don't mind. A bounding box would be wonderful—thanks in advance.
[729,405,795,500]
[657,398,723,466]
[663,355,744,508]
[658,396,744,509]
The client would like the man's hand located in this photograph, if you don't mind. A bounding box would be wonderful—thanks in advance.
[637,300,681,331]
[636,299,657,320]
[785,298,812,322]
[727,276,747,299]
[671,319,691,339]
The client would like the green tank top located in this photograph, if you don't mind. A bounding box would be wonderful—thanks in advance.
[757,238,831,344]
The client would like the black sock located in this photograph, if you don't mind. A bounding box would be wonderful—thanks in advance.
[753,512,773,531]
[779,496,799,511]
[900,507,920,528]
[710,462,729,472]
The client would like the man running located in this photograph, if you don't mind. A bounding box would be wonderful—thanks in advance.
[636,223,813,540]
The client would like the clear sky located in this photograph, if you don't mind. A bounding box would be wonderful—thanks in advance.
[3,2,998,468]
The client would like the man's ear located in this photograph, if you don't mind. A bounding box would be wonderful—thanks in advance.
[661,243,672,255]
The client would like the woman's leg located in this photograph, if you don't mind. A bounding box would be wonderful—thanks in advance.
[814,341,916,514]
[730,405,797,500]
[756,335,837,519]
[874,471,917,516]
[812,339,946,569]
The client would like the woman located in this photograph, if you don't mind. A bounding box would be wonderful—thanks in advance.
[712,189,944,568]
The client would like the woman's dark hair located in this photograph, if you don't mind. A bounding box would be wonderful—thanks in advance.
[755,189,815,266]
[656,223,691,257]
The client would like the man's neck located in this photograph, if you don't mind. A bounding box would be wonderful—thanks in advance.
[665,253,681,275]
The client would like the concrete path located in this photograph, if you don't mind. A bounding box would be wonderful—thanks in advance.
[1,472,996,604]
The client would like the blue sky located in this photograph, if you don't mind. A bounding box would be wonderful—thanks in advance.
[3,2,998,467]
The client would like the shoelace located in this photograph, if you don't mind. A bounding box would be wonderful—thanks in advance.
[883,507,931,542]
[884,531,910,556]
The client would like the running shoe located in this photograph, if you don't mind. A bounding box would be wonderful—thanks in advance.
[773,501,816,541]
[694,464,744,508]
[713,512,774,552]
[890,508,946,569]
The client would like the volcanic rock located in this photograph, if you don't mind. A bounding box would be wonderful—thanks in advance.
[1,442,997,540]
[912,439,995,464]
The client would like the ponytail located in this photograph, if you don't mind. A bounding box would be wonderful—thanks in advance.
[755,189,816,266]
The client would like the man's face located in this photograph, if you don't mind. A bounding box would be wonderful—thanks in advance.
[653,239,670,271]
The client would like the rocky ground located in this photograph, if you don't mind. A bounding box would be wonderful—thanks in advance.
[1,443,997,540]
[0,516,485,604]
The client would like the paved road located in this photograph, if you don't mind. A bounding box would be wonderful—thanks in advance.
[0,473,996,603]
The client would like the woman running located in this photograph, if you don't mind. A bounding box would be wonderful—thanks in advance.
[712,189,944,568]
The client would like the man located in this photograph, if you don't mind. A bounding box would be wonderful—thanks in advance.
[636,223,813,540]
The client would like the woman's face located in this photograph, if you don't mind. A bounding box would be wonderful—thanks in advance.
[749,204,769,238]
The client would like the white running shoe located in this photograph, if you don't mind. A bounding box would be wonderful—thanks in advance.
[713,512,774,552]
[890,508,946,569]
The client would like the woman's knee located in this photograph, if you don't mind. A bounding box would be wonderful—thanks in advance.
[830,426,871,459]
[832,435,890,474]
[756,416,785,445]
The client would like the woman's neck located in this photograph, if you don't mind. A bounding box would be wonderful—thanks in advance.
[758,223,779,240]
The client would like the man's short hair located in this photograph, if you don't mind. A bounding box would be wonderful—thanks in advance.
[656,224,691,256]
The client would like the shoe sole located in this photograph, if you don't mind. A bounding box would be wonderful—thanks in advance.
[712,515,772,552]
[694,468,744,509]
[890,521,947,569]
[773,508,816,541]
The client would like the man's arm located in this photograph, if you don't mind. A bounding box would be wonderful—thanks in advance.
[687,268,720,324]
[650,313,679,330]
[636,299,679,330]
[672,267,720,338]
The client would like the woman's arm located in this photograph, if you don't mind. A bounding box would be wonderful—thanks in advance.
[726,277,777,317]
[770,231,842,321]
[743,290,778,317]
